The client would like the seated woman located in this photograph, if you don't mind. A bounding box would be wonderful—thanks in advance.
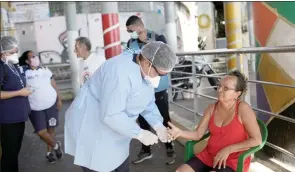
[168,70,262,172]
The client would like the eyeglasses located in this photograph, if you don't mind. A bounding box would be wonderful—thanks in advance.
[127,30,134,33]
[216,83,236,92]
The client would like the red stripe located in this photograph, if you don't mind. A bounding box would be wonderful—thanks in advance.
[102,14,119,30]
[105,45,122,59]
[253,2,278,46]
[103,28,120,46]
[101,13,121,58]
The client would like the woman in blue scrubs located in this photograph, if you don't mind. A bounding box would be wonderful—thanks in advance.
[0,36,32,172]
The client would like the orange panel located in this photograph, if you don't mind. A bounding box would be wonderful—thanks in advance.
[253,2,278,46]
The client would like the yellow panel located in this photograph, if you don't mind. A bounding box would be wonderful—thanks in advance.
[227,57,237,70]
[258,53,295,113]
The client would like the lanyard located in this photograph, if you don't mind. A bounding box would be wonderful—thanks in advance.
[6,63,25,88]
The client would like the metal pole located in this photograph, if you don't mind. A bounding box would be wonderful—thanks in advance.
[164,2,178,53]
[192,56,198,123]
[82,2,90,38]
[224,2,243,71]
[164,2,178,103]
[101,2,121,59]
[247,2,256,73]
[168,73,173,102]
[65,2,80,96]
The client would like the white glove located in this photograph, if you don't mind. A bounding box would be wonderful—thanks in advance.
[154,124,170,143]
[136,129,159,146]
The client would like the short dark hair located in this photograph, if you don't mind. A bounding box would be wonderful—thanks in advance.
[76,37,91,51]
[228,70,248,97]
[126,15,143,26]
[19,50,33,66]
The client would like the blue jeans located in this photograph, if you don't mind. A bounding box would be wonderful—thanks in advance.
[81,157,129,172]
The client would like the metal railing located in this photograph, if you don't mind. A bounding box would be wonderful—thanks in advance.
[169,45,295,160]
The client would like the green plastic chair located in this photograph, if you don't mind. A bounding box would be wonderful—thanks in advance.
[184,119,268,172]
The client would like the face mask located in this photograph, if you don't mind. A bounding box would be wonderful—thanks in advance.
[139,61,161,88]
[144,75,161,88]
[30,57,40,67]
[6,53,19,64]
[130,31,139,39]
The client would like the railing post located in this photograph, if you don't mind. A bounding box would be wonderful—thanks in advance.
[236,53,251,105]
[192,55,198,122]
[168,73,173,103]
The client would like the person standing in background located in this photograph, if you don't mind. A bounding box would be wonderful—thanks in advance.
[125,15,176,165]
[0,36,32,172]
[74,37,106,85]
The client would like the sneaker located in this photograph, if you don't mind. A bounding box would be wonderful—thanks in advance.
[54,141,64,160]
[166,148,176,165]
[46,152,56,163]
[132,149,153,164]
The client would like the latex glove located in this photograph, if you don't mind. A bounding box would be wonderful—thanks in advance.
[154,124,170,143]
[136,129,159,146]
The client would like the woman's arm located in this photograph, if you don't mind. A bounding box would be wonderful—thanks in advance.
[51,78,63,110]
[168,104,214,141]
[0,87,32,100]
[0,90,20,99]
[228,102,262,153]
[51,78,61,101]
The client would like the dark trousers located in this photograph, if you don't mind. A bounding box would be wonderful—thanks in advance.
[138,90,173,153]
[0,122,25,172]
[82,157,129,172]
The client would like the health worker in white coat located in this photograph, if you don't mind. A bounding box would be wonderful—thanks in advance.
[64,41,177,172]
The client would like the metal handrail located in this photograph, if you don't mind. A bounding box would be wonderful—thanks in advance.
[170,45,295,162]
[176,45,295,56]
[170,86,295,124]
[171,70,295,89]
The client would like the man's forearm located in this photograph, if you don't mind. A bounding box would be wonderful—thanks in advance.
[0,90,20,100]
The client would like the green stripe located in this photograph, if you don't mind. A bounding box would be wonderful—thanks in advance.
[255,39,262,71]
[265,2,295,25]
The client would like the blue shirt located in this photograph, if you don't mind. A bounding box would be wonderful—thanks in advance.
[64,52,164,172]
[0,61,30,123]
[127,30,170,92]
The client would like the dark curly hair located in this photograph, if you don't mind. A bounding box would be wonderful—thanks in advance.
[18,50,33,66]
[228,70,248,97]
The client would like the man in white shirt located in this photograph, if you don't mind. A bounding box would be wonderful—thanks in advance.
[74,37,106,85]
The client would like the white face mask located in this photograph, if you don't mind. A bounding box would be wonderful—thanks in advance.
[6,53,19,64]
[144,75,161,88]
[130,31,139,39]
[139,61,161,88]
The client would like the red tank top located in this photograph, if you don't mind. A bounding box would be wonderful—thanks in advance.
[197,101,251,172]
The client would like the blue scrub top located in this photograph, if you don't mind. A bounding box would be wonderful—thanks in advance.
[0,61,30,124]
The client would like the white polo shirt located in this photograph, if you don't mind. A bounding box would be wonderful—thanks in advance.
[81,53,106,85]
[24,67,57,111]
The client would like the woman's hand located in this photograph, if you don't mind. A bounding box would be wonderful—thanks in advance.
[213,146,233,169]
[57,99,63,111]
[18,87,33,97]
[167,122,182,141]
